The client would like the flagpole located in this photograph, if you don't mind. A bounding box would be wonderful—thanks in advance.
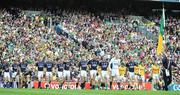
[162,2,166,52]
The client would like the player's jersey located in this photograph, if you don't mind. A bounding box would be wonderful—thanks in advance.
[79,60,88,70]
[57,63,64,72]
[3,64,9,72]
[99,61,108,71]
[36,61,44,71]
[88,60,99,70]
[151,65,160,74]
[12,63,18,72]
[109,58,120,69]
[139,65,145,76]
[19,63,28,72]
[64,62,71,70]
[45,61,53,72]
[126,61,136,72]
[134,66,139,75]
[119,66,126,76]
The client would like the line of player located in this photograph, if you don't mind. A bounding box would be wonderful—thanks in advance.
[1,55,161,89]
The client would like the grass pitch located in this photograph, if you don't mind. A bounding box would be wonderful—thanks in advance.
[0,88,179,95]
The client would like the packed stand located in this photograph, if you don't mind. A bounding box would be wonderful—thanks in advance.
[0,8,179,90]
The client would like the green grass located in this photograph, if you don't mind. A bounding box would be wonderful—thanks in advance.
[0,88,179,95]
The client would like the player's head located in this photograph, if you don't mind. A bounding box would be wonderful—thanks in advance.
[81,55,86,60]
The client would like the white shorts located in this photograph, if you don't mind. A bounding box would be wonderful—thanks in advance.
[63,70,70,78]
[153,74,159,80]
[119,75,126,82]
[46,72,52,77]
[58,71,63,78]
[101,71,108,78]
[140,76,145,82]
[80,70,87,77]
[90,70,97,78]
[38,71,44,79]
[12,72,17,78]
[111,69,119,77]
[129,72,135,79]
[95,75,101,82]
[4,72,10,79]
[134,74,139,79]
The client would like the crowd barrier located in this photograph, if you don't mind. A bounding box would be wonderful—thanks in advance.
[33,81,152,90]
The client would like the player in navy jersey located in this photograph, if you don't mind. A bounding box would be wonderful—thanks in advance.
[56,58,64,89]
[88,55,99,89]
[99,57,109,90]
[11,61,19,88]
[63,58,72,89]
[45,60,54,82]
[36,58,45,88]
[126,57,136,81]
[19,59,28,88]
[79,56,88,89]
[2,61,10,88]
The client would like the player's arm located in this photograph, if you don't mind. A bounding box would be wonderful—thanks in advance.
[78,61,81,71]
[87,60,91,71]
[1,65,4,75]
[125,67,127,76]
[55,64,58,72]
[52,62,55,73]
[44,62,47,73]
[109,59,113,70]
[18,64,21,73]
[35,62,38,71]
[158,65,161,74]
[150,65,153,76]
[10,64,13,72]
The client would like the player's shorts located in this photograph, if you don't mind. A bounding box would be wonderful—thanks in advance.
[95,75,101,82]
[128,72,135,79]
[134,74,139,80]
[46,72,52,77]
[4,72,10,79]
[111,69,119,77]
[152,74,159,80]
[38,71,44,79]
[12,72,17,78]
[63,70,70,78]
[119,75,126,82]
[140,75,145,82]
[57,71,63,78]
[101,70,108,78]
[80,70,87,77]
[90,70,97,78]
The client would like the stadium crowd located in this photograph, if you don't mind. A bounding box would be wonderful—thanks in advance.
[0,8,179,90]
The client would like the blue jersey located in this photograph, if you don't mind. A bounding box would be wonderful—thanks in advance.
[3,64,9,72]
[45,61,53,72]
[100,61,108,71]
[19,63,28,72]
[88,60,99,70]
[79,60,88,70]
[57,63,64,72]
[36,61,44,71]
[64,62,71,70]
[12,63,18,72]
[126,61,136,72]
